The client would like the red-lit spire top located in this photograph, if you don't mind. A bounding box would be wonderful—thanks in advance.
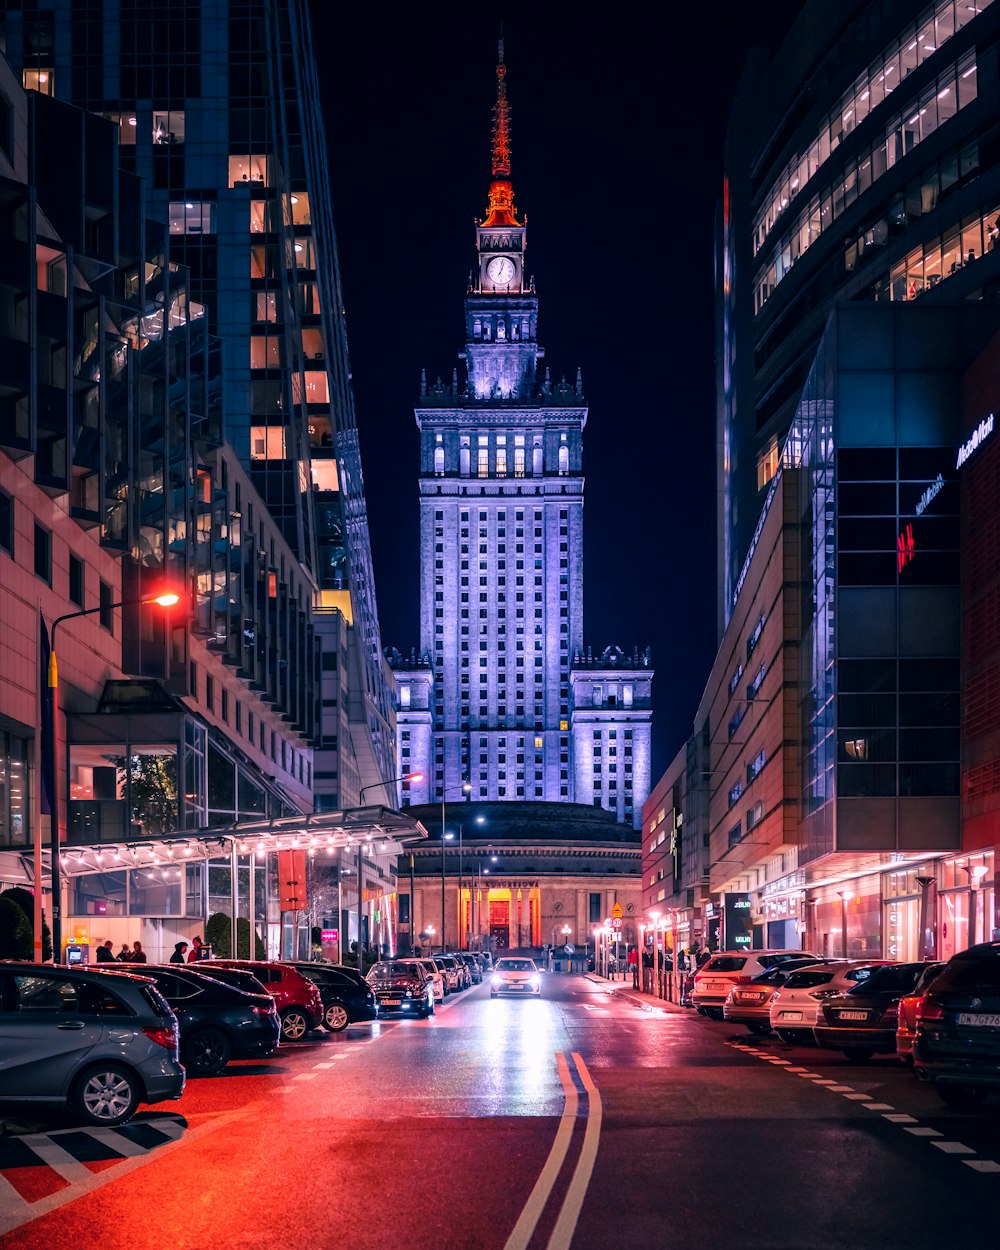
[481,37,521,228]
[492,38,511,178]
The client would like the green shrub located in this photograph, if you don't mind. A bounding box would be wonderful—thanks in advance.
[0,888,52,960]
[0,896,32,959]
[204,912,264,959]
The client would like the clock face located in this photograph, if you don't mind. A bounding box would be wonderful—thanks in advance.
[487,255,516,285]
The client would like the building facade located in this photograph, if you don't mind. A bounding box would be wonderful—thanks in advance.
[389,46,652,828]
[718,0,1000,629]
[401,802,641,954]
[0,0,396,809]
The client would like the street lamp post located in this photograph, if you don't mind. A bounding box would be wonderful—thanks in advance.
[438,783,471,952]
[44,589,180,959]
[356,772,422,962]
[650,910,661,999]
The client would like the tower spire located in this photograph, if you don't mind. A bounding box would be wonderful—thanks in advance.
[481,38,520,228]
[492,37,511,178]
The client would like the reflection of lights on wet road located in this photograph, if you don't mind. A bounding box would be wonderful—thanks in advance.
[480,989,566,1111]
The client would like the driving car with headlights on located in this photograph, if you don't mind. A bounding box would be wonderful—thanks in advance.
[490,957,542,998]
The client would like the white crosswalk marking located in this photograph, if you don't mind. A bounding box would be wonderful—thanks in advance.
[19,1137,91,1184]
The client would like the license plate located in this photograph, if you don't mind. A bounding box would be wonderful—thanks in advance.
[706,982,724,992]
[382,999,401,1007]
[959,1012,1000,1027]
[838,1011,869,1021]
[740,992,764,1002]
[780,1011,803,1021]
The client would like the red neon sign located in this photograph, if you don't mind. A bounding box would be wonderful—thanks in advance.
[896,523,915,573]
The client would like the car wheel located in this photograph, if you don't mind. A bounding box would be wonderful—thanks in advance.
[695,1007,707,1016]
[424,999,435,1018]
[843,1048,875,1063]
[323,1002,350,1033]
[747,1022,772,1035]
[280,1008,310,1041]
[73,1064,141,1127]
[937,1083,989,1110]
[491,991,497,998]
[705,1008,725,1021]
[184,1027,233,1076]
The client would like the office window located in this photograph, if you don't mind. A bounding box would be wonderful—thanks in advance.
[34,523,51,584]
[68,554,84,608]
[0,491,11,556]
[99,580,114,632]
[206,675,215,713]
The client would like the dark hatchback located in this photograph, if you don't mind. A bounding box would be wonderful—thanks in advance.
[366,961,435,1018]
[914,942,1000,1108]
[284,962,378,1032]
[117,964,279,1075]
[814,962,932,1060]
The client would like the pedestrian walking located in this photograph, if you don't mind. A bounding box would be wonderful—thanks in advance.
[170,941,189,964]
[130,940,147,964]
[95,940,115,963]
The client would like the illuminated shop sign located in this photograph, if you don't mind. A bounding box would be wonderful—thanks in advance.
[915,473,945,516]
[896,523,915,573]
[724,892,753,949]
[956,413,995,469]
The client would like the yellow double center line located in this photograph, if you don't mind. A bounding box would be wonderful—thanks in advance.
[503,1051,603,1250]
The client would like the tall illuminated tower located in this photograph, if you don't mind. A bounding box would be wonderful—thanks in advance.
[391,46,652,827]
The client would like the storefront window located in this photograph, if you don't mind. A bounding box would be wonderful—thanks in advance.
[0,730,29,848]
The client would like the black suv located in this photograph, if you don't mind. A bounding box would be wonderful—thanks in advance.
[284,962,378,1032]
[366,961,435,1018]
[119,965,280,1076]
[913,942,1000,1108]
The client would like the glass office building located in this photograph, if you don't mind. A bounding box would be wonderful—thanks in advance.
[0,0,396,803]
[719,0,1000,629]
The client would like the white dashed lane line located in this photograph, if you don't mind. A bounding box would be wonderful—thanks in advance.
[725,1039,999,1175]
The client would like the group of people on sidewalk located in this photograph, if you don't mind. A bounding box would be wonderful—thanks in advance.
[627,942,712,992]
[94,939,147,963]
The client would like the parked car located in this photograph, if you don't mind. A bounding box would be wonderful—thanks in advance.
[0,963,184,1126]
[679,969,696,1008]
[283,962,379,1032]
[447,954,471,989]
[896,962,946,1063]
[414,959,446,1003]
[491,957,542,998]
[366,961,435,1018]
[212,961,324,1041]
[769,961,890,1042]
[913,942,1000,1108]
[435,955,463,993]
[813,962,932,1060]
[459,954,482,985]
[113,965,279,1075]
[692,950,819,1019]
[723,958,822,1033]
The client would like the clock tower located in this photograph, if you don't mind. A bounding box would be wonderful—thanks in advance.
[465,40,540,403]
[389,42,653,831]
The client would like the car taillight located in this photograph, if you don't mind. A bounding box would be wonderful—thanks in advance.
[734,975,754,985]
[253,1004,276,1016]
[143,1024,177,1051]
[917,997,945,1022]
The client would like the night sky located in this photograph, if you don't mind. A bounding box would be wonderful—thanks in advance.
[312,2,803,779]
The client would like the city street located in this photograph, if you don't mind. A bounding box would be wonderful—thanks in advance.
[0,973,997,1249]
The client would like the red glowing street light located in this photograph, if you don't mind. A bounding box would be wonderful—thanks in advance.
[40,588,183,961]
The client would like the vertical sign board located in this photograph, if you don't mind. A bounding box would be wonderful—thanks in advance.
[724,893,753,950]
[278,849,308,911]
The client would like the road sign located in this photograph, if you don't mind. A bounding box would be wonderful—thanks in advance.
[611,917,623,929]
[564,943,575,954]
[612,902,623,921]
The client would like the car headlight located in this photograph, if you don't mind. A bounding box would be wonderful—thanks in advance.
[405,988,415,998]
[492,976,504,989]
[529,976,540,989]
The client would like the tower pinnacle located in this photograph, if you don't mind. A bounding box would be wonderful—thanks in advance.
[481,38,520,228]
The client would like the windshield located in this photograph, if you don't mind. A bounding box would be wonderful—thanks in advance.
[848,964,924,994]
[783,970,835,989]
[370,963,421,981]
[496,959,536,972]
[703,957,747,973]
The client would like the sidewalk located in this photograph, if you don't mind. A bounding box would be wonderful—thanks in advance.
[583,974,686,1015]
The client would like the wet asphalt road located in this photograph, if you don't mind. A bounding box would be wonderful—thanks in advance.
[0,973,998,1248]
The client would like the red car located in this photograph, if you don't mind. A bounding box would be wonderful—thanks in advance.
[212,961,324,1041]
